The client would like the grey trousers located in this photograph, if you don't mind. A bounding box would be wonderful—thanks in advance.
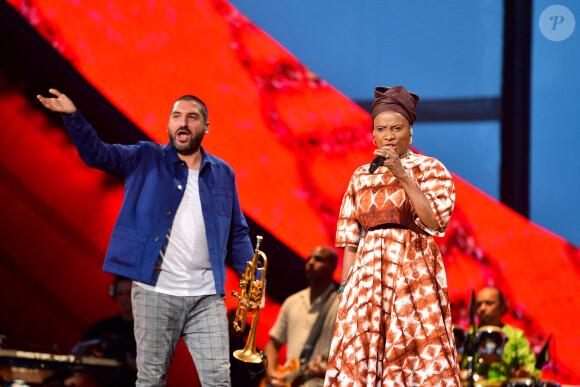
[132,284,231,387]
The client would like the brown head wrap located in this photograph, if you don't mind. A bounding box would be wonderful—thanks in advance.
[371,86,420,125]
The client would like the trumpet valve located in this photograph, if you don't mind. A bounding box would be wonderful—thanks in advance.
[250,288,262,303]
[233,319,246,332]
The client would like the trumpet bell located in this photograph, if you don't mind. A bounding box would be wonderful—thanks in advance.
[233,347,263,364]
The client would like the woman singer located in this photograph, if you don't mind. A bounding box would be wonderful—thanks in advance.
[324,86,461,386]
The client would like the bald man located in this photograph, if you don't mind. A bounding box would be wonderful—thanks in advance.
[263,246,339,387]
[472,287,541,382]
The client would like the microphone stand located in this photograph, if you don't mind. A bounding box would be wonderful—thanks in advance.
[466,290,477,387]
[466,354,475,387]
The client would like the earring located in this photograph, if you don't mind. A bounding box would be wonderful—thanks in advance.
[373,139,376,145]
[409,127,413,144]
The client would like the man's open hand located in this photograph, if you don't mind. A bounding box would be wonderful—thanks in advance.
[37,89,77,115]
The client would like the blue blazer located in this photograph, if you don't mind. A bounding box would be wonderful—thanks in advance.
[63,111,253,294]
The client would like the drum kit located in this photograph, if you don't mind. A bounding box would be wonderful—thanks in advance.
[454,325,508,364]
[454,324,506,387]
[453,291,559,387]
[504,379,561,387]
[453,321,559,387]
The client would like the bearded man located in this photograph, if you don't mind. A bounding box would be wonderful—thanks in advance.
[38,90,254,387]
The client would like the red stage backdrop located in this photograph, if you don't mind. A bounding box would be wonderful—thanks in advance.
[2,0,579,384]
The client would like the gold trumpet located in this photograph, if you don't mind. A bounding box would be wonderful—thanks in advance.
[231,235,268,363]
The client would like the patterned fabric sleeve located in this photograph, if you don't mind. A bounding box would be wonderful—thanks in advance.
[413,157,455,237]
[335,170,361,248]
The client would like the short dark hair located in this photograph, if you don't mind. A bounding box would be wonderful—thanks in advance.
[317,245,338,271]
[495,288,507,309]
[172,95,209,122]
[488,287,507,313]
[327,248,338,271]
[109,275,131,299]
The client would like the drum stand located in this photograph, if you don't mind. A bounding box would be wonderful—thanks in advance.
[465,336,476,387]
[466,291,477,387]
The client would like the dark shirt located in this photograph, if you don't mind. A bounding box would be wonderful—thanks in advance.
[230,339,265,387]
[82,314,136,387]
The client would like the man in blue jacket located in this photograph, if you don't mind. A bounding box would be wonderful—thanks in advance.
[38,89,254,387]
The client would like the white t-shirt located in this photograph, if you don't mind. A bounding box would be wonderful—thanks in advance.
[136,169,216,296]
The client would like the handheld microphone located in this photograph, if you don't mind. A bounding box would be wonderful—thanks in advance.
[368,155,386,174]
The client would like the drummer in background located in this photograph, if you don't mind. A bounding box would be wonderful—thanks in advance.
[471,287,542,382]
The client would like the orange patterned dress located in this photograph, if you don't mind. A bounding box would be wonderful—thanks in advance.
[324,151,461,387]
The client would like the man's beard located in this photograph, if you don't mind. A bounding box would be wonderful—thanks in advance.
[169,128,205,154]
